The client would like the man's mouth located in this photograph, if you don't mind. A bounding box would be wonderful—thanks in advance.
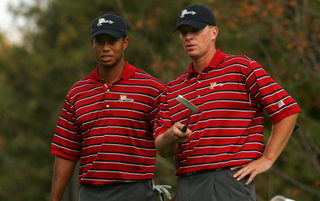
[186,44,195,49]
[101,55,112,61]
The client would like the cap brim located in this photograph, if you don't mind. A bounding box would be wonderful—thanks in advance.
[89,29,125,40]
[173,20,207,33]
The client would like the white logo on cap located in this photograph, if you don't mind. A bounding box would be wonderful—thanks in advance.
[180,9,197,18]
[97,18,114,26]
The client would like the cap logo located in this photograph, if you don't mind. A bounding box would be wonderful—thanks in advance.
[180,9,197,18]
[97,18,114,26]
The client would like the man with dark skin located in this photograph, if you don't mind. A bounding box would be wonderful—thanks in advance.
[50,14,165,201]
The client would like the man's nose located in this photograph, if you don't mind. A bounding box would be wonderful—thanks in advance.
[102,42,111,51]
[185,32,194,40]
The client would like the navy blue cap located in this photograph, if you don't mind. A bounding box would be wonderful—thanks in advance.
[90,14,127,40]
[173,4,216,33]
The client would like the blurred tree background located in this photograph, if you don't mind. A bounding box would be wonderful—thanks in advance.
[0,0,319,200]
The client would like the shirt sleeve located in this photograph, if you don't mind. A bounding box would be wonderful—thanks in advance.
[153,87,173,139]
[51,95,82,161]
[148,83,165,129]
[245,60,301,123]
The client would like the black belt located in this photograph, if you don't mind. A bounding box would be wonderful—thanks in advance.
[82,179,150,187]
[185,168,224,176]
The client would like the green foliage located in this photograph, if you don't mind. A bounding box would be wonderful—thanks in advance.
[0,0,319,200]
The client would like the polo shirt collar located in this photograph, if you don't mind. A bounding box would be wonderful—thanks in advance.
[187,49,226,79]
[89,61,136,83]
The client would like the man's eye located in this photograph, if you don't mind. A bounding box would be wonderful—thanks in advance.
[191,28,199,33]
[180,30,188,35]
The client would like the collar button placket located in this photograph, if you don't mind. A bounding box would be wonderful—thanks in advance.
[104,84,110,108]
[195,73,201,105]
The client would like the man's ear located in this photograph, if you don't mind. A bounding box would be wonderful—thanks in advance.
[211,26,218,41]
[123,37,129,50]
[90,38,94,47]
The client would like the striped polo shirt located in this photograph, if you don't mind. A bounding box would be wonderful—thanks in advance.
[51,61,165,185]
[154,49,300,176]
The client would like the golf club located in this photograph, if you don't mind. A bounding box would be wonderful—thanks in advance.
[176,95,199,132]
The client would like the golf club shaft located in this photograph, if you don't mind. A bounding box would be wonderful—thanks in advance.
[182,111,192,133]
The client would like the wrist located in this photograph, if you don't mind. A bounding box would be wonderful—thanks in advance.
[261,154,275,167]
[164,127,177,145]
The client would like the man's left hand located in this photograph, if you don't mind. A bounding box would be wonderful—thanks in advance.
[230,156,273,185]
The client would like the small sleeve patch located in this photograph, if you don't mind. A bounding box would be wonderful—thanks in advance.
[277,100,285,108]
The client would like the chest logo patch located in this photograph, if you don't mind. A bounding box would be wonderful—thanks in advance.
[119,95,134,102]
[210,82,224,89]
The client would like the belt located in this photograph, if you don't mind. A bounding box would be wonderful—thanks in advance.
[82,183,107,187]
[82,179,150,187]
[185,168,223,176]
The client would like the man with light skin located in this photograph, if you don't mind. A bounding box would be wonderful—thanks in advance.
[154,4,300,201]
[50,14,166,201]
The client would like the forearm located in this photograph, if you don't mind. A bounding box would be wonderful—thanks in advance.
[50,155,77,201]
[155,123,191,158]
[263,113,299,163]
[231,113,299,184]
[155,130,179,158]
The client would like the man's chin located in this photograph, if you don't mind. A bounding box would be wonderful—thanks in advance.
[187,52,199,59]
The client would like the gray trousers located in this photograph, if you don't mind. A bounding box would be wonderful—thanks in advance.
[177,168,255,201]
[79,180,155,201]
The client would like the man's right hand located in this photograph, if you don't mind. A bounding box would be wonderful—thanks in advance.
[168,123,192,144]
[155,123,192,158]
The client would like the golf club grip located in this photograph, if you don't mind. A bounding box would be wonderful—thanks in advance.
[181,125,187,133]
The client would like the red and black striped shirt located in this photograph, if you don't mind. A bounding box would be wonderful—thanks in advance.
[51,61,165,185]
[154,49,300,175]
